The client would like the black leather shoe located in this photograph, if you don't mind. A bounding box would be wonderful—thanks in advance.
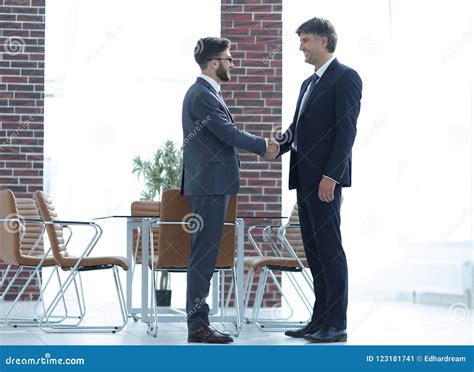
[304,326,347,343]
[188,325,234,344]
[284,323,323,338]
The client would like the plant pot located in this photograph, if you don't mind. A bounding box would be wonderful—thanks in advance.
[155,289,172,307]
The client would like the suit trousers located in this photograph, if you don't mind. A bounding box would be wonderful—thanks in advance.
[186,194,229,331]
[296,178,348,330]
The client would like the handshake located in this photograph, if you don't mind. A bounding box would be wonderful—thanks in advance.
[263,138,280,160]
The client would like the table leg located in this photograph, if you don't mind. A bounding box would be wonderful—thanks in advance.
[141,218,150,322]
[126,220,133,315]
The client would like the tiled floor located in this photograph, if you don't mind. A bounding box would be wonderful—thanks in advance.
[0,300,472,345]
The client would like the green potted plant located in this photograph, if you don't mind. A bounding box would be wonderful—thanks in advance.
[132,139,182,306]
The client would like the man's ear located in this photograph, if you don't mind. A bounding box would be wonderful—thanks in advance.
[320,36,328,49]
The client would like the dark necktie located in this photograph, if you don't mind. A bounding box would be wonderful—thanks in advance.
[293,73,320,150]
[301,73,320,112]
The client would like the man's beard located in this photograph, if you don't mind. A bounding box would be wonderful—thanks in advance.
[216,63,230,81]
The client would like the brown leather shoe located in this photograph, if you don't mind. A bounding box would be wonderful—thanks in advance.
[213,328,231,337]
[188,325,234,344]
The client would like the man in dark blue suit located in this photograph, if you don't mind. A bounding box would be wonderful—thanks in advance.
[181,37,279,343]
[276,18,363,343]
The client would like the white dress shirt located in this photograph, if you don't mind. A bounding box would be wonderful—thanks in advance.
[199,73,220,94]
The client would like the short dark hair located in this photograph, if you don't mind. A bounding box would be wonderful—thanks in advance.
[296,17,337,53]
[194,37,231,69]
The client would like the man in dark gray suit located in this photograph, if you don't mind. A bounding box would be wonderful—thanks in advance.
[181,37,279,343]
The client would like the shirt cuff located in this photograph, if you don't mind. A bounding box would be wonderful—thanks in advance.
[323,175,339,184]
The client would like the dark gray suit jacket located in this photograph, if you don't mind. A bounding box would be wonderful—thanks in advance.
[181,77,266,196]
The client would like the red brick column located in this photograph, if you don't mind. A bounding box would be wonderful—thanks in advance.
[221,0,282,307]
[0,0,45,300]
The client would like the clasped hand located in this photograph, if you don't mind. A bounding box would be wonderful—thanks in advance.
[263,138,279,160]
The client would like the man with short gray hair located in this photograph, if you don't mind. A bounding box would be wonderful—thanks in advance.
[275,17,363,343]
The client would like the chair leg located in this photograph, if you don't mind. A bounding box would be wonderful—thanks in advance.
[0,264,12,292]
[243,270,255,322]
[253,270,313,332]
[251,268,268,324]
[33,267,75,325]
[4,265,47,326]
[33,267,53,317]
[72,272,86,323]
[147,270,158,337]
[33,267,83,327]
[285,271,313,313]
[232,269,241,337]
[112,266,128,332]
[224,272,234,311]
[0,265,24,302]
[39,266,128,333]
[220,271,226,317]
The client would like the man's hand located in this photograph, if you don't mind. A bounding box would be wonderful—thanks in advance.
[318,176,336,202]
[263,138,280,160]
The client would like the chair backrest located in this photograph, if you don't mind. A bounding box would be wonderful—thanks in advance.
[34,191,68,265]
[16,198,44,256]
[284,204,306,261]
[131,200,160,264]
[156,189,237,270]
[0,189,22,265]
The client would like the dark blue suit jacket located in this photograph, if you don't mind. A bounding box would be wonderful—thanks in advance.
[278,58,362,189]
[181,77,266,196]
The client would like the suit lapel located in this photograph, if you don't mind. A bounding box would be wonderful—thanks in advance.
[196,78,234,122]
[301,58,339,115]
[294,77,312,121]
[214,91,235,122]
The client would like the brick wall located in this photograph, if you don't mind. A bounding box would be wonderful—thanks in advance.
[0,0,45,300]
[221,0,283,307]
